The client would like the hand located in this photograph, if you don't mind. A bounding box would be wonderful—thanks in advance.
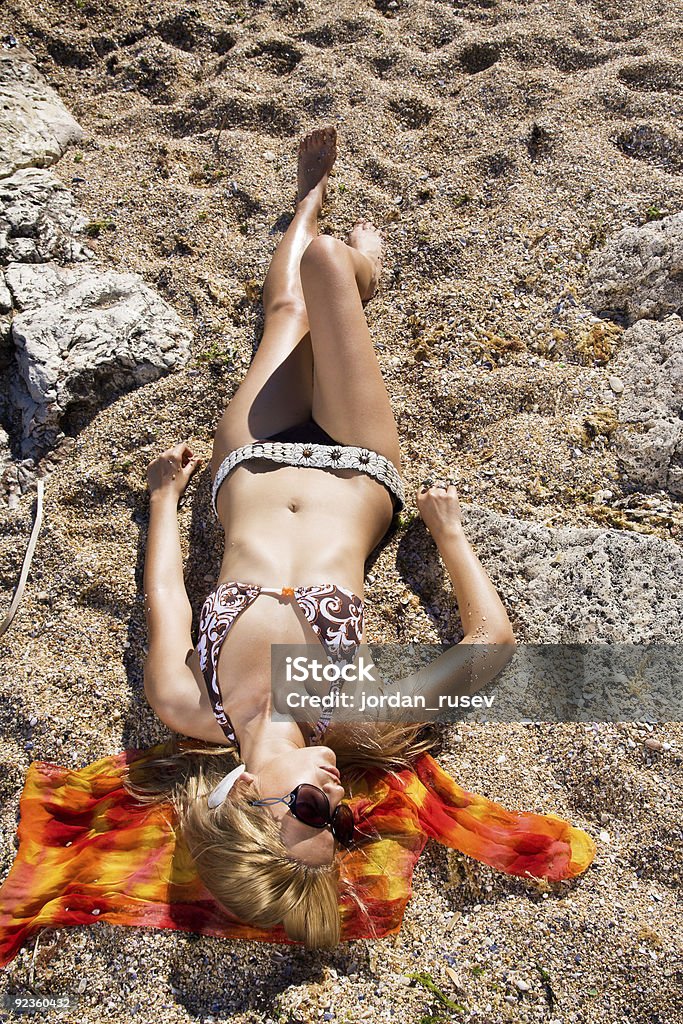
[147,443,202,503]
[416,479,463,539]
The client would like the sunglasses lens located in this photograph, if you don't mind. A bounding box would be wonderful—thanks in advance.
[293,784,329,828]
[332,804,355,845]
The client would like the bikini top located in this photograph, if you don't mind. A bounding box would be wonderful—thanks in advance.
[196,581,365,751]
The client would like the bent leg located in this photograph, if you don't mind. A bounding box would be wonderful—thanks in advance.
[300,232,401,471]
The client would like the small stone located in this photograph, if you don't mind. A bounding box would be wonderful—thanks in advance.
[644,738,663,752]
[263,150,276,161]
[599,829,611,843]
[515,979,530,992]
[608,375,624,394]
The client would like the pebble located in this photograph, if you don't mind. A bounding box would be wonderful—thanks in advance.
[644,738,663,752]
[515,979,530,992]
[608,375,624,393]
[263,150,276,161]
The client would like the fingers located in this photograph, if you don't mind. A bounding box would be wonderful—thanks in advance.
[161,442,201,467]
[417,478,459,496]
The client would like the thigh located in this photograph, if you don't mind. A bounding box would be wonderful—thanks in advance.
[211,312,313,476]
[300,239,401,470]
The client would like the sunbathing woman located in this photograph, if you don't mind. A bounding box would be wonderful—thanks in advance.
[130,125,516,948]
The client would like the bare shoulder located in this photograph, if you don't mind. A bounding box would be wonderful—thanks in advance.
[145,647,231,745]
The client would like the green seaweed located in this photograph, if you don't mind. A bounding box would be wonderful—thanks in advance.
[406,972,466,1013]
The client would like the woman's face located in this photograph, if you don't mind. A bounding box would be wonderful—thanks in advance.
[241,745,344,866]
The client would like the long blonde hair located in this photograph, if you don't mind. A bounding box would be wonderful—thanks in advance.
[123,723,438,948]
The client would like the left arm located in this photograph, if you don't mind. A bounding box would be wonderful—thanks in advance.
[141,444,223,739]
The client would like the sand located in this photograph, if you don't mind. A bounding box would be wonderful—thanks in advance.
[1,0,682,1021]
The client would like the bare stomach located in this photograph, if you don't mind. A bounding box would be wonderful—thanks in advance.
[214,459,394,592]
[205,460,391,722]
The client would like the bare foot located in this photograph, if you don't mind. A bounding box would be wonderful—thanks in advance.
[296,125,337,207]
[344,217,384,302]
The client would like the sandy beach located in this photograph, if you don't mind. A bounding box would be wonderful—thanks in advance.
[1,0,682,1021]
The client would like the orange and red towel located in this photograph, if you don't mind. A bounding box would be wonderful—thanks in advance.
[0,743,596,965]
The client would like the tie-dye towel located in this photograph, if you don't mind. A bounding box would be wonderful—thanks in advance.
[0,743,595,965]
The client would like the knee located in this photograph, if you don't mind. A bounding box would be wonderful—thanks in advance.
[300,234,347,274]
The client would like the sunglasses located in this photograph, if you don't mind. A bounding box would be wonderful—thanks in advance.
[249,783,355,846]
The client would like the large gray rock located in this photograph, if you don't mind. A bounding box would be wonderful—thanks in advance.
[607,316,683,497]
[461,503,683,642]
[0,40,83,179]
[0,167,93,264]
[585,212,683,324]
[5,262,192,454]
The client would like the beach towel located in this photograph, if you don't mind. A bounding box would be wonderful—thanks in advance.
[0,742,596,966]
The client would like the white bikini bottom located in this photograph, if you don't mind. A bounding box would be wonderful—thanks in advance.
[212,440,405,516]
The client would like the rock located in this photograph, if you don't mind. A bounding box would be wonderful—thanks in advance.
[608,375,624,394]
[585,212,683,324]
[0,167,94,264]
[0,41,83,178]
[6,261,192,456]
[461,502,683,642]
[0,271,11,312]
[609,315,683,496]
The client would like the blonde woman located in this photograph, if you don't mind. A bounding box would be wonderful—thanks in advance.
[131,125,516,947]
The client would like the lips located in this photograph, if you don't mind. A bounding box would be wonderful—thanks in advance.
[321,765,341,782]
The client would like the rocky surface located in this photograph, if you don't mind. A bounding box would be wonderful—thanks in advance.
[0,39,82,177]
[607,315,683,497]
[459,503,683,642]
[0,166,93,264]
[0,38,192,482]
[7,261,191,455]
[586,212,683,324]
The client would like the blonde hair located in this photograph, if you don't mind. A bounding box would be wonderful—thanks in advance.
[123,723,438,949]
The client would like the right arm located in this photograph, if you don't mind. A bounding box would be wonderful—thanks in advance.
[394,483,516,706]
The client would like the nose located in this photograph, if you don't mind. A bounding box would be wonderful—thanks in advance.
[322,780,345,807]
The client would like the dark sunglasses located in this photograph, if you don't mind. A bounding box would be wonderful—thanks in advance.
[249,783,355,846]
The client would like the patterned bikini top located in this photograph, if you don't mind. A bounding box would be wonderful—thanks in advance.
[196,581,364,750]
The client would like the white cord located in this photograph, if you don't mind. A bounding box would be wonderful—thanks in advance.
[0,478,45,639]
